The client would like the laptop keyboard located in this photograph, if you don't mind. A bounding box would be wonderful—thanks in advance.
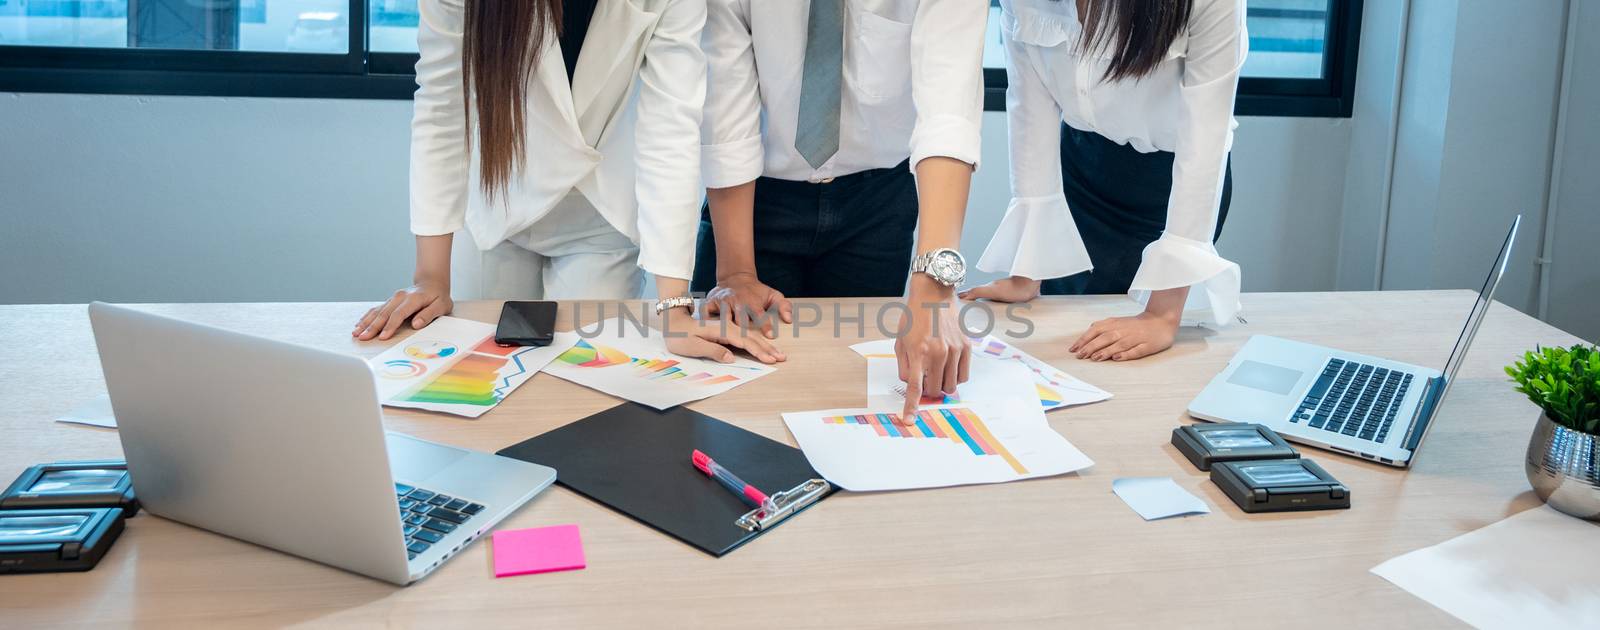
[395,483,485,560]
[1289,358,1414,443]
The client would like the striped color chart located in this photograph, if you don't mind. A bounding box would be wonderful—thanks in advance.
[403,353,507,406]
[821,408,1028,474]
[557,340,741,386]
[633,358,739,384]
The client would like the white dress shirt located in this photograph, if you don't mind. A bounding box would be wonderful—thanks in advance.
[410,0,706,281]
[978,0,1247,324]
[701,0,988,187]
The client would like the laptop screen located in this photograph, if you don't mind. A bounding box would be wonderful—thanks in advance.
[1438,215,1521,383]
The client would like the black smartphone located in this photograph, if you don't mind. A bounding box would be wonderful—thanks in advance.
[495,301,558,347]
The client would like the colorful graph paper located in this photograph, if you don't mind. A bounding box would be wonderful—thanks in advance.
[402,353,508,406]
[558,339,632,368]
[820,408,1028,474]
[556,340,741,386]
[369,317,572,418]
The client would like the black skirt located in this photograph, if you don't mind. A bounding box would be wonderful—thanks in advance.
[1039,124,1233,296]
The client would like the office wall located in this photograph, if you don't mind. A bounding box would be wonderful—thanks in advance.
[0,96,1352,305]
[1336,0,1595,332]
[1545,0,1600,343]
[1380,0,1568,316]
[0,94,416,304]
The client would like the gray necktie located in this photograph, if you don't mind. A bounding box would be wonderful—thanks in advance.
[795,0,843,170]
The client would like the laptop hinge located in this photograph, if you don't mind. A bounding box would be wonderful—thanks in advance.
[1401,376,1446,452]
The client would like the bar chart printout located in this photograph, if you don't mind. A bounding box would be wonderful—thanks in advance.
[783,405,1094,491]
[823,409,1028,474]
[366,317,574,419]
[543,330,776,410]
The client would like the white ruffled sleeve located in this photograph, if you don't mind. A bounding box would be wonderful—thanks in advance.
[977,194,1092,280]
[976,7,1092,281]
[1135,0,1246,325]
[1129,234,1241,325]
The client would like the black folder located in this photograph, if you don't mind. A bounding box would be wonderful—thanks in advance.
[497,403,833,557]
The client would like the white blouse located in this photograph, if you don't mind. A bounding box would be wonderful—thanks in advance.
[977,0,1247,324]
[701,0,988,186]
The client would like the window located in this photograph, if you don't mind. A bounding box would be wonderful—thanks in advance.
[1,0,346,52]
[0,0,410,98]
[983,0,1363,117]
[0,0,1359,117]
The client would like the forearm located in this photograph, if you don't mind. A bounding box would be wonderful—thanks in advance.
[656,276,691,301]
[705,182,758,280]
[414,234,453,286]
[911,157,974,297]
[1145,286,1190,323]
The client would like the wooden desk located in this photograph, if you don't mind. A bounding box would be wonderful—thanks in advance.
[0,292,1583,628]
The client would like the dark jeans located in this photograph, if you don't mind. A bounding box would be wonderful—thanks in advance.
[692,161,919,298]
[1041,124,1233,295]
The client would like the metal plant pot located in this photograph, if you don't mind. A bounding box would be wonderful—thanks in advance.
[1525,412,1600,521]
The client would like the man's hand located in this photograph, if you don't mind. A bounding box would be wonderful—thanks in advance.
[958,275,1042,303]
[703,272,794,338]
[894,277,972,425]
[660,303,786,364]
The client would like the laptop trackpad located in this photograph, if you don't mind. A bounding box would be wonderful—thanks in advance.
[387,433,469,482]
[1228,360,1303,396]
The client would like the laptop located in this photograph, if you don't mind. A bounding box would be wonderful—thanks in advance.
[1187,215,1520,468]
[87,302,556,585]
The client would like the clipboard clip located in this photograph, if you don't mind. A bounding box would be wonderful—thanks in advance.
[735,479,831,532]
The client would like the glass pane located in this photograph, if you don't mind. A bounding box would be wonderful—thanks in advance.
[983,2,1003,70]
[1242,0,1330,79]
[370,0,417,53]
[0,0,348,53]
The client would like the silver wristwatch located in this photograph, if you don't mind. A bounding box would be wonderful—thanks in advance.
[910,248,967,287]
[654,295,696,315]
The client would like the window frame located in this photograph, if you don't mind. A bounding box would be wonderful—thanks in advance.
[0,0,1361,118]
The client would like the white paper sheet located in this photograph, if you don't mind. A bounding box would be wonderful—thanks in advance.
[782,403,1093,491]
[849,336,1111,410]
[542,327,775,410]
[368,317,571,418]
[866,357,1048,427]
[1371,505,1600,628]
[55,394,117,428]
[1111,477,1210,520]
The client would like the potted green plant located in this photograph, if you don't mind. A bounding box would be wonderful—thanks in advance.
[1507,343,1600,521]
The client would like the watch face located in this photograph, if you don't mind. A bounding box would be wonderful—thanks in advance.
[929,250,966,285]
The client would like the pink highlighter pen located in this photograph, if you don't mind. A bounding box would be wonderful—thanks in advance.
[692,449,770,509]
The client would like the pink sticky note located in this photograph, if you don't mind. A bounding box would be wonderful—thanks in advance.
[491,525,586,578]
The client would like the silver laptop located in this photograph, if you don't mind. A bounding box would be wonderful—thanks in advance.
[1188,215,1520,468]
[87,302,556,585]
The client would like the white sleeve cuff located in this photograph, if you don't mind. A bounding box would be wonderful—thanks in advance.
[410,214,465,237]
[701,135,764,189]
[1128,234,1242,326]
[909,113,983,172]
[976,194,1093,280]
[632,197,701,283]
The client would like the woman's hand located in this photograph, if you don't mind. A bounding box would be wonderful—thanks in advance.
[1070,286,1189,361]
[894,276,972,424]
[661,304,786,364]
[354,280,453,341]
[958,275,1042,303]
[356,234,455,341]
[1070,311,1179,361]
[703,272,793,338]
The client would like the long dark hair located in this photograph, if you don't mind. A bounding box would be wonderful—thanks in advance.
[462,0,563,201]
[1073,0,1194,82]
